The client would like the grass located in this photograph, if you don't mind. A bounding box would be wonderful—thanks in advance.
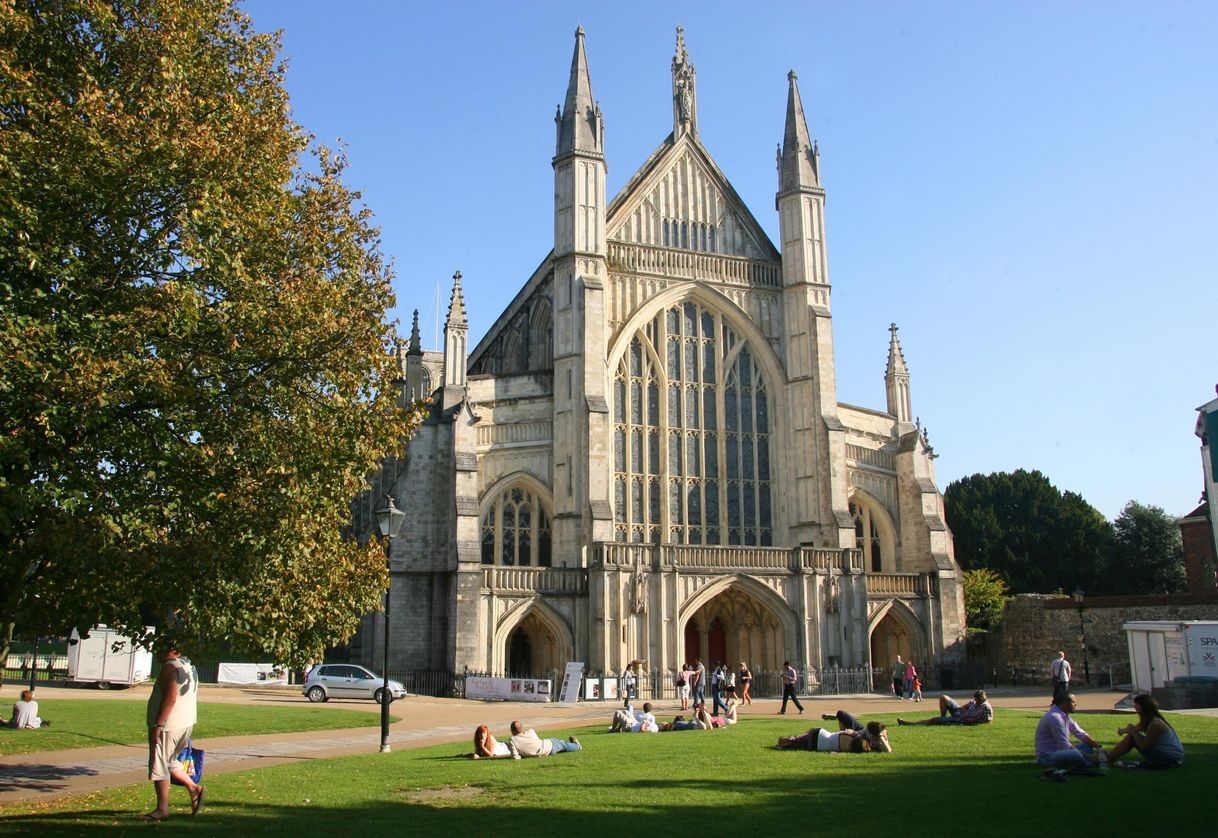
[2,708,1216,835]
[0,699,397,756]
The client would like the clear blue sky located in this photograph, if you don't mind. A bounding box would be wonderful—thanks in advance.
[243,1,1217,521]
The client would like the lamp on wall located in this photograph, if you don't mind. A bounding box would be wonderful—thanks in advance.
[375,494,406,753]
[1071,588,1091,685]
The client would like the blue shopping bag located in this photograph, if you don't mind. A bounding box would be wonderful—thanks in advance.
[171,739,204,786]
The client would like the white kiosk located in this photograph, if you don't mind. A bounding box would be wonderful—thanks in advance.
[1123,620,1218,693]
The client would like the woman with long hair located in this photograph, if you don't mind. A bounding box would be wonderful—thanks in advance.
[471,724,511,759]
[739,661,753,706]
[1107,694,1184,768]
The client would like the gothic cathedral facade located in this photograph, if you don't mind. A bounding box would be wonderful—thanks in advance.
[363,29,967,681]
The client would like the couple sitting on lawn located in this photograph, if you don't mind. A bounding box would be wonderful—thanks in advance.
[471,721,581,759]
[776,709,892,753]
[1035,692,1183,772]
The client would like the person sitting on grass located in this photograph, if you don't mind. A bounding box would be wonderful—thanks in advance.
[507,720,582,758]
[471,724,511,758]
[1106,694,1184,769]
[609,701,658,733]
[776,726,871,753]
[897,690,993,726]
[7,689,49,728]
[820,710,891,752]
[1034,693,1105,770]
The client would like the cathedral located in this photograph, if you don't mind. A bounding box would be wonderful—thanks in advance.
[361,28,966,682]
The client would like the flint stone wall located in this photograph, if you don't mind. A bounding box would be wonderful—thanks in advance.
[985,593,1218,686]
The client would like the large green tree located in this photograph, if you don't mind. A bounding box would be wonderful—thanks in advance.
[1107,501,1187,595]
[945,470,1113,594]
[0,0,420,665]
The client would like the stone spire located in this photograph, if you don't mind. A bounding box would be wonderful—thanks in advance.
[671,25,698,139]
[445,271,467,328]
[779,70,819,194]
[408,308,422,355]
[442,271,468,401]
[885,323,913,426]
[555,26,603,158]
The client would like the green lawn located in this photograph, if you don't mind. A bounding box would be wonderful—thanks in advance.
[0,699,397,756]
[2,709,1216,834]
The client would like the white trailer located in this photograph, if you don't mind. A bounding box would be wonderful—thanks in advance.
[67,625,154,688]
[1123,620,1218,693]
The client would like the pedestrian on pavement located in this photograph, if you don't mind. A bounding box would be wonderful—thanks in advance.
[892,655,906,699]
[143,647,203,820]
[691,658,705,706]
[779,660,804,715]
[739,661,753,706]
[1050,651,1072,704]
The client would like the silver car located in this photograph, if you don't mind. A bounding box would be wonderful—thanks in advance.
[303,664,407,704]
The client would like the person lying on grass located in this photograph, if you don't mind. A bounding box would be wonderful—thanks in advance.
[693,701,734,728]
[1107,694,1184,769]
[1034,692,1105,770]
[776,726,871,753]
[821,710,891,752]
[506,720,582,759]
[609,701,658,733]
[658,715,706,731]
[471,724,511,758]
[897,690,993,726]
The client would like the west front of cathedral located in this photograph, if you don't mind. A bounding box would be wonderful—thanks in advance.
[360,28,967,682]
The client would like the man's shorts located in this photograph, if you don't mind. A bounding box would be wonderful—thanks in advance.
[148,725,193,781]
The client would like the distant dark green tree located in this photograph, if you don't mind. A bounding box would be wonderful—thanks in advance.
[945,470,1113,594]
[962,568,1011,630]
[1107,501,1187,594]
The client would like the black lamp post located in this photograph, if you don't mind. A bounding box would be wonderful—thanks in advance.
[1072,588,1090,685]
[375,494,405,753]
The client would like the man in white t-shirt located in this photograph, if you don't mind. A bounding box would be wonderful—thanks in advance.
[609,701,659,733]
[1050,651,1072,704]
[143,648,203,820]
[8,689,47,728]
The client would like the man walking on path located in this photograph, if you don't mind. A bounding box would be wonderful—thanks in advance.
[1050,651,1072,703]
[691,659,705,707]
[779,660,804,714]
[144,648,203,820]
[892,655,906,699]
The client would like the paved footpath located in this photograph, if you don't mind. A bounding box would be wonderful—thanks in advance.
[0,684,1140,808]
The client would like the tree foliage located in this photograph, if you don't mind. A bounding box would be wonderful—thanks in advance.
[0,0,421,665]
[962,568,1011,630]
[1108,501,1187,595]
[945,470,1113,594]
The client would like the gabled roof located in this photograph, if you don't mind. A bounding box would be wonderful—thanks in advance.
[467,252,553,370]
[606,132,780,261]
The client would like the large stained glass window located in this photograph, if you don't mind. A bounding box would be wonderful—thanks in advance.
[481,485,552,566]
[613,301,772,546]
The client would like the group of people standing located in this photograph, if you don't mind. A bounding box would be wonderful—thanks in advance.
[671,660,754,712]
[890,655,922,701]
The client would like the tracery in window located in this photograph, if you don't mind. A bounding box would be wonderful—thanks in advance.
[850,501,883,572]
[481,484,552,566]
[613,301,772,546]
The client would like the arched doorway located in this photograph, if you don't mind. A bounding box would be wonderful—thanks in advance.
[869,605,925,685]
[501,609,568,678]
[680,583,790,672]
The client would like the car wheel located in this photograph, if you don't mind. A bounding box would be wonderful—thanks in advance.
[374,688,393,705]
[307,686,327,703]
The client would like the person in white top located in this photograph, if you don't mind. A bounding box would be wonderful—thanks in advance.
[8,689,47,728]
[1050,651,1072,704]
[143,648,203,820]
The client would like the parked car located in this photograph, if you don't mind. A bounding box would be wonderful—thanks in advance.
[303,664,407,704]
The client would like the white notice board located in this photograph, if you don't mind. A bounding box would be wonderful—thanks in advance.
[559,661,584,703]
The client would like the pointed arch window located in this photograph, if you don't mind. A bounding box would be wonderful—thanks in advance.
[613,301,772,546]
[481,485,552,566]
[850,501,883,572]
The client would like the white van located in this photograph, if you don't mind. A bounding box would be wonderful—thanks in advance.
[67,625,154,688]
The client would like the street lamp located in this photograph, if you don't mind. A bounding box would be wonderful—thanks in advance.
[375,494,406,753]
[1072,588,1091,686]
